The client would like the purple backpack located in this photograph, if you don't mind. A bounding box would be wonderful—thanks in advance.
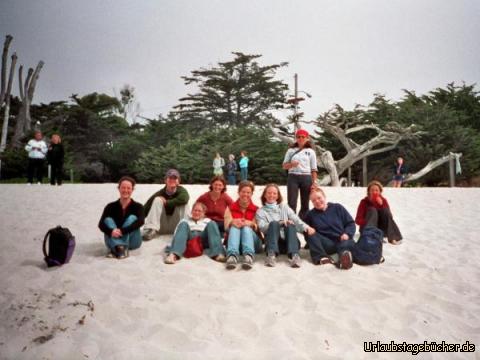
[43,226,76,267]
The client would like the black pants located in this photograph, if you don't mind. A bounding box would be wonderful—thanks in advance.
[287,174,312,221]
[27,158,45,183]
[50,163,63,185]
[364,207,403,242]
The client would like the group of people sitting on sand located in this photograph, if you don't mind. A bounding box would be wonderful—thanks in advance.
[98,162,403,270]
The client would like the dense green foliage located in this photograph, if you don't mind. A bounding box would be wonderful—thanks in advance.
[1,50,479,186]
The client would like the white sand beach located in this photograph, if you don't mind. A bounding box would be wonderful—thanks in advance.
[0,184,479,360]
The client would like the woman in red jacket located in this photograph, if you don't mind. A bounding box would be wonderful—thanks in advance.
[355,181,403,245]
[224,180,261,270]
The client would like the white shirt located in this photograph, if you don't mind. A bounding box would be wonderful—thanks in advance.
[283,147,317,175]
[25,139,47,159]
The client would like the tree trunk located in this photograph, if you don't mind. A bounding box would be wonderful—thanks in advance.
[1,35,14,106]
[0,53,17,152]
[12,60,44,147]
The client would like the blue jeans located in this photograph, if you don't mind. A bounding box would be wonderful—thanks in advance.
[226,226,262,258]
[305,232,355,263]
[104,216,142,250]
[264,221,300,258]
[227,174,236,185]
[168,221,225,258]
[240,167,248,181]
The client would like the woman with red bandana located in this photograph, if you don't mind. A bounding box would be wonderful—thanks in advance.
[282,128,318,221]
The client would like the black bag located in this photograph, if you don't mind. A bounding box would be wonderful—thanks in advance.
[43,226,76,267]
[352,226,383,265]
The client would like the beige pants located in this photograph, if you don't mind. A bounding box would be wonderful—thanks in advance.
[143,197,188,235]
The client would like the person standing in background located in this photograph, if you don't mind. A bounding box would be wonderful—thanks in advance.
[282,129,318,220]
[25,130,48,185]
[239,150,249,181]
[226,154,237,185]
[392,157,407,188]
[47,134,65,186]
[212,152,225,176]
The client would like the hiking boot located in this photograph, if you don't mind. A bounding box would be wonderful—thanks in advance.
[164,253,177,264]
[142,228,157,241]
[226,255,238,270]
[290,253,301,268]
[115,246,128,259]
[242,254,254,270]
[265,252,276,267]
[339,250,353,270]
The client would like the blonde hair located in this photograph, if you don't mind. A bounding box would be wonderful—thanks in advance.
[51,134,62,144]
[310,187,326,197]
[261,183,283,205]
[367,180,383,195]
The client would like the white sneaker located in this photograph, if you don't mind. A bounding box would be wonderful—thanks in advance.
[226,255,238,270]
[290,253,301,268]
[164,253,177,264]
[242,254,254,270]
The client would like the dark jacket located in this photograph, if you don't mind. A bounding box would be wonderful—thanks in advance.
[98,199,145,236]
[144,186,190,216]
[305,203,356,242]
[47,143,64,165]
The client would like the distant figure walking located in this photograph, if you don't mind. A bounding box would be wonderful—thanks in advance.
[212,153,225,176]
[226,154,237,185]
[47,134,64,186]
[239,150,249,181]
[392,157,407,187]
[25,130,48,185]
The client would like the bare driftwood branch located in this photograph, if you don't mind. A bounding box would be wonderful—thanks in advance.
[403,152,463,183]
[0,52,18,152]
[1,34,13,105]
[12,61,44,147]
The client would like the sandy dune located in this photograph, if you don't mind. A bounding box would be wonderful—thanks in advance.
[0,184,479,359]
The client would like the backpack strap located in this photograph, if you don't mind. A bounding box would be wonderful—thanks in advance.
[42,229,52,258]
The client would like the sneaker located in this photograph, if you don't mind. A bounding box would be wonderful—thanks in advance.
[389,239,402,245]
[226,255,238,270]
[290,253,301,268]
[142,228,157,241]
[115,246,128,259]
[164,253,177,264]
[242,254,254,270]
[339,251,353,270]
[265,253,276,267]
[213,254,226,263]
[319,257,334,265]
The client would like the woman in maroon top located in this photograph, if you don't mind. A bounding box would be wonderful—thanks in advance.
[355,180,402,245]
[196,176,233,235]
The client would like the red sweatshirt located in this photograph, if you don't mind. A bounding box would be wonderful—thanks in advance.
[355,196,390,227]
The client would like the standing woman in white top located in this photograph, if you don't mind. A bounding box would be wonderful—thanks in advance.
[25,130,48,184]
[282,128,318,220]
[212,152,225,176]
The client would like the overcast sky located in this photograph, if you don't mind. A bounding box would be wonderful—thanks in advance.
[1,0,479,122]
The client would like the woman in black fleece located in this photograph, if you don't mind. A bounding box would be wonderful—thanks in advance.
[47,134,64,185]
[98,176,145,259]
